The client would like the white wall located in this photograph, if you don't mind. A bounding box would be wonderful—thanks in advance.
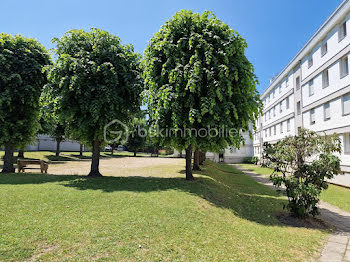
[303,96,350,131]
[263,117,295,143]
[302,54,350,108]
[263,94,295,127]
[301,14,350,80]
[26,135,82,152]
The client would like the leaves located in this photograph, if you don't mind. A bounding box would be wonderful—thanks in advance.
[47,28,142,146]
[0,33,51,147]
[265,128,342,218]
[143,10,262,152]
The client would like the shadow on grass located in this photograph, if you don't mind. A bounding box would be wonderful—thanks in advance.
[0,164,289,227]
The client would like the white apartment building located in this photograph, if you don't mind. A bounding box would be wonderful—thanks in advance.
[254,0,350,177]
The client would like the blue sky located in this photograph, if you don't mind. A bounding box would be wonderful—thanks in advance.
[1,0,342,93]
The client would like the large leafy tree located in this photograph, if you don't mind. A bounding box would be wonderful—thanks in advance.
[143,10,262,180]
[46,29,142,177]
[0,34,51,173]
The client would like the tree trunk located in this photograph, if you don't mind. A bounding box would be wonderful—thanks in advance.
[185,145,194,180]
[193,148,201,171]
[88,140,102,177]
[79,143,83,156]
[110,145,114,155]
[2,142,15,173]
[199,151,205,165]
[134,151,137,157]
[56,137,62,157]
[18,149,24,158]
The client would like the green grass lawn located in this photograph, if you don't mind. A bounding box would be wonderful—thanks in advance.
[0,150,153,162]
[320,184,350,213]
[0,159,329,261]
[236,163,275,177]
[237,163,350,213]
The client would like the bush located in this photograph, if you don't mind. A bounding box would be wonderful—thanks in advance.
[158,149,167,156]
[264,129,341,218]
[243,156,259,165]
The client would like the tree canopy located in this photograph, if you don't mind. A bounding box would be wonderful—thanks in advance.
[46,28,142,176]
[0,33,51,172]
[143,10,262,179]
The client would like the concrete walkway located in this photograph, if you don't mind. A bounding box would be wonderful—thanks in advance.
[231,165,350,262]
[328,172,350,188]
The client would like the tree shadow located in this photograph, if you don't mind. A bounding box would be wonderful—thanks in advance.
[0,167,288,227]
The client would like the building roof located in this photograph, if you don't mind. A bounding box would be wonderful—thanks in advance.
[261,0,350,99]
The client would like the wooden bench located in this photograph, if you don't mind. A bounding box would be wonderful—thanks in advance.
[17,159,48,173]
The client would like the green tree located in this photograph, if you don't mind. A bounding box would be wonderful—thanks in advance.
[39,86,66,156]
[143,10,261,180]
[46,29,142,177]
[126,117,147,157]
[0,34,51,173]
[265,129,341,218]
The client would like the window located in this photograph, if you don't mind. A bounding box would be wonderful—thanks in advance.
[269,127,271,137]
[280,101,283,113]
[273,106,276,117]
[279,85,282,93]
[296,76,300,90]
[272,89,275,98]
[321,41,328,56]
[297,101,301,115]
[265,129,267,138]
[310,108,315,125]
[322,69,329,88]
[280,122,283,134]
[286,96,290,109]
[308,55,313,68]
[340,56,349,78]
[287,119,291,132]
[265,113,267,122]
[309,79,314,96]
[343,93,350,115]
[269,110,271,120]
[339,21,347,42]
[344,133,350,154]
[324,102,330,121]
[286,77,289,87]
[274,125,276,135]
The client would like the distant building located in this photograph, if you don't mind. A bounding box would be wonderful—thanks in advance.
[254,0,350,186]
[173,132,253,164]
[26,135,82,152]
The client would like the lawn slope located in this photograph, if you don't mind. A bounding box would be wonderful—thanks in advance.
[0,160,328,261]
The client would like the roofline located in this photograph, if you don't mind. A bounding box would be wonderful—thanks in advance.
[261,0,350,99]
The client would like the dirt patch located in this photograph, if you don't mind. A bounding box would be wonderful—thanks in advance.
[28,244,58,261]
[276,213,333,230]
[44,157,185,177]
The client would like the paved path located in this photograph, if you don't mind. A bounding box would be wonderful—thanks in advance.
[231,165,350,262]
[328,172,350,188]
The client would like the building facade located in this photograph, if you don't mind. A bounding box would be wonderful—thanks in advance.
[174,131,254,164]
[254,0,350,177]
[26,135,82,152]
